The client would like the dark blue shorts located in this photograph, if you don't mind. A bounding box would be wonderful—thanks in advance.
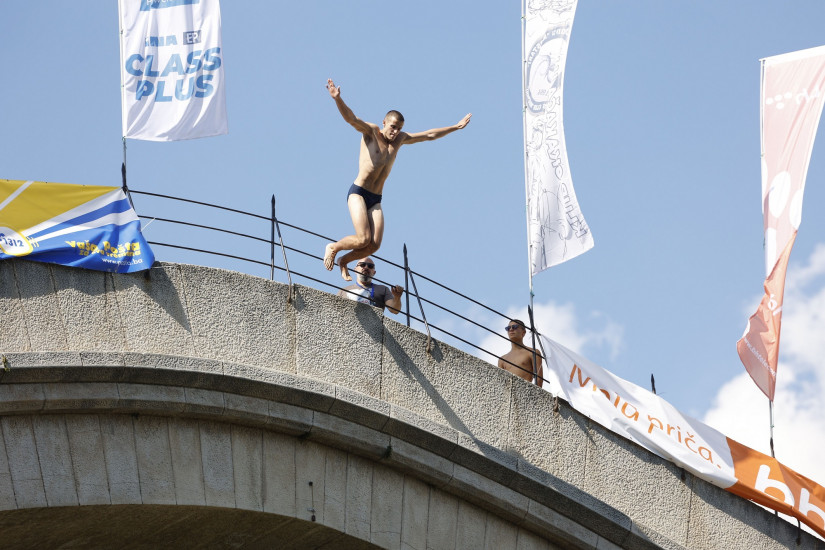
[348,184,382,210]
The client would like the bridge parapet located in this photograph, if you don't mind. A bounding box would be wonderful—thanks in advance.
[0,260,818,549]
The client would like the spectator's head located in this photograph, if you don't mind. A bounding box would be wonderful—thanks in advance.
[505,319,527,341]
[354,257,376,285]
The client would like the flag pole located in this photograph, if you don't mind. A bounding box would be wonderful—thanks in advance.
[522,0,540,385]
[521,0,533,310]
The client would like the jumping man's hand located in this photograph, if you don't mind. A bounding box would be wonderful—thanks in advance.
[327,78,340,99]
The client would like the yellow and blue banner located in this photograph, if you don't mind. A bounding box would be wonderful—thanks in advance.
[0,179,154,273]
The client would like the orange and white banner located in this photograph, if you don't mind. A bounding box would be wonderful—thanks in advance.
[737,45,825,401]
[522,0,593,274]
[541,336,825,538]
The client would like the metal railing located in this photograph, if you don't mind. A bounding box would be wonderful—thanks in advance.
[129,188,548,385]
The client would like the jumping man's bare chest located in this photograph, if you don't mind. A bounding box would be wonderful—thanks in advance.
[364,137,398,167]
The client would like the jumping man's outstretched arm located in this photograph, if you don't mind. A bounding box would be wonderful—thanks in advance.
[402,113,472,145]
[327,78,376,135]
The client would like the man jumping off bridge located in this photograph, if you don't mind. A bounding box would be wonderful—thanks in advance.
[323,78,472,281]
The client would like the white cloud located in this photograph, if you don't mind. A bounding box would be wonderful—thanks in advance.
[703,243,825,489]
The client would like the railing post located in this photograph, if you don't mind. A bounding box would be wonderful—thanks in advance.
[403,244,410,327]
[270,195,275,281]
[271,194,294,304]
[404,245,432,354]
[528,305,539,385]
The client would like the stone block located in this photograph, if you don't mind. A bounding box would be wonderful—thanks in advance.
[330,386,391,431]
[232,425,264,511]
[224,393,271,426]
[385,405,459,458]
[168,418,206,506]
[183,388,225,417]
[370,466,404,550]
[42,382,119,412]
[483,512,519,550]
[426,489,459,550]
[582,426,691,549]
[310,411,390,459]
[178,264,295,373]
[0,260,29,351]
[294,284,384,398]
[1,416,47,508]
[448,464,528,526]
[267,401,314,436]
[345,455,374,541]
[515,528,551,550]
[526,498,601,550]
[65,415,110,505]
[31,415,78,507]
[99,415,141,504]
[262,432,296,516]
[295,440,327,524]
[0,430,17,510]
[50,265,125,352]
[381,320,512,450]
[117,383,186,413]
[134,415,176,505]
[686,474,803,550]
[112,264,196,356]
[11,261,67,351]
[323,447,349,532]
[0,383,45,414]
[199,421,235,507]
[385,437,454,489]
[400,476,430,550]
[455,500,487,550]
[506,382,591,491]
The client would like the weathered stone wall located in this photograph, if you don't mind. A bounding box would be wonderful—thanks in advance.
[0,259,821,549]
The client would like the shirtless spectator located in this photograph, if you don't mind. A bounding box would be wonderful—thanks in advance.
[337,257,403,315]
[323,78,471,281]
[498,319,543,387]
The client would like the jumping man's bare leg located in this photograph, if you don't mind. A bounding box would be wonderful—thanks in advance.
[337,204,384,280]
[323,195,374,278]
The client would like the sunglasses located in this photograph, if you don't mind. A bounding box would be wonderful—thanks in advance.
[505,324,523,332]
[357,262,375,269]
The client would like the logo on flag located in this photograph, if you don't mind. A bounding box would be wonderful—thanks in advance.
[119,0,227,141]
[0,179,154,273]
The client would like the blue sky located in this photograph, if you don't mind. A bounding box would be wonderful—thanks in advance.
[3,1,825,500]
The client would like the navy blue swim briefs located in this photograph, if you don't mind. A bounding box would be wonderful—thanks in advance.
[347,184,382,210]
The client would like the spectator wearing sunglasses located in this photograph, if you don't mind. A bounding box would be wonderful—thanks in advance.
[498,319,543,387]
[337,257,404,314]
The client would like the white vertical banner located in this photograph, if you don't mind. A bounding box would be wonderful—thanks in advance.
[119,0,228,141]
[523,0,593,275]
[737,45,825,400]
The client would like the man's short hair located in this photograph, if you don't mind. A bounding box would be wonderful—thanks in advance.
[510,319,526,329]
[385,110,405,123]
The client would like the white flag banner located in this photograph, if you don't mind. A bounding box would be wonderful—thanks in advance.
[540,336,825,538]
[523,0,593,275]
[119,0,228,141]
[737,45,825,400]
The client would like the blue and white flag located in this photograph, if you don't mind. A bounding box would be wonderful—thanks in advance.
[523,0,593,274]
[0,180,154,273]
[119,0,228,141]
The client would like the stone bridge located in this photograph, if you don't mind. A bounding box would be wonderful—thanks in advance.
[0,259,819,549]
